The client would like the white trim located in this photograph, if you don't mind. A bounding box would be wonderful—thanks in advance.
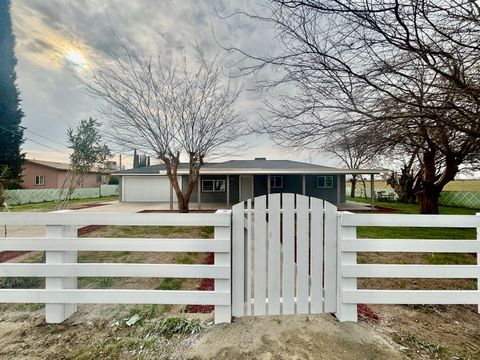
[201,179,226,192]
[116,169,386,176]
[239,175,254,201]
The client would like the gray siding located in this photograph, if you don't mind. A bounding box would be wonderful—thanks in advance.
[254,175,268,197]
[185,175,232,203]
[182,173,344,205]
[305,175,338,204]
[269,175,303,195]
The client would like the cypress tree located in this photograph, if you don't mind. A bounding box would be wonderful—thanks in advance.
[0,0,24,184]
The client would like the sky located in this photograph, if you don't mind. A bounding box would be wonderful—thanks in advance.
[10,0,335,169]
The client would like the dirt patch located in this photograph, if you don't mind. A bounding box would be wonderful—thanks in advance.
[188,315,402,360]
[371,304,480,359]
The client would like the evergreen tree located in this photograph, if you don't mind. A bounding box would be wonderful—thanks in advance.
[0,0,24,184]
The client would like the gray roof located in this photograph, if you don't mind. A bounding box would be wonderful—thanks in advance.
[115,158,384,175]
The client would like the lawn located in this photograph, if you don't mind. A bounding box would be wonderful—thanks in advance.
[363,179,480,192]
[8,195,119,212]
[348,196,477,240]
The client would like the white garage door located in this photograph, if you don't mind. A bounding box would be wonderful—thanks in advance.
[123,176,181,202]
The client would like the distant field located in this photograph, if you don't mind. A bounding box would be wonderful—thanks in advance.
[363,180,480,192]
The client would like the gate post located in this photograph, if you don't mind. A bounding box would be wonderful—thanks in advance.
[45,223,78,323]
[214,210,232,324]
[335,212,358,322]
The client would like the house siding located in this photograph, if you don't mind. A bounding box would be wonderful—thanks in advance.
[270,175,303,195]
[304,174,341,204]
[185,175,229,203]
[185,174,341,204]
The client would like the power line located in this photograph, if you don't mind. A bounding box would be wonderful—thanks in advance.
[0,124,68,155]
[26,129,69,148]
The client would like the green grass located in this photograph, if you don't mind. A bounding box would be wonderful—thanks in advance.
[124,304,173,319]
[0,277,43,289]
[78,277,114,289]
[174,253,196,264]
[155,278,184,290]
[348,196,478,214]
[348,197,477,240]
[9,195,118,212]
[425,253,476,265]
[200,226,214,238]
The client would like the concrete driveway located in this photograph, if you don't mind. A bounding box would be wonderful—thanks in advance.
[74,201,227,213]
[1,201,227,238]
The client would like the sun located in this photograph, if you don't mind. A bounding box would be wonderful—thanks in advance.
[64,49,87,67]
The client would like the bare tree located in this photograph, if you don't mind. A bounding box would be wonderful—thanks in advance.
[325,130,379,198]
[86,45,245,212]
[226,0,480,213]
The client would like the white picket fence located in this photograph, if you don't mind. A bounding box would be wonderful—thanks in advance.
[0,211,232,324]
[336,212,480,321]
[4,185,119,205]
[0,195,479,325]
[232,194,338,317]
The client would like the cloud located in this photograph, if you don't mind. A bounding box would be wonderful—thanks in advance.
[10,0,330,167]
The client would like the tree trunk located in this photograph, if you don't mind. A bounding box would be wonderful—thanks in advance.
[349,175,357,198]
[418,185,441,214]
[177,197,189,213]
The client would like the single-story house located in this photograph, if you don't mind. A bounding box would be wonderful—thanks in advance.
[115,157,382,209]
[21,159,110,189]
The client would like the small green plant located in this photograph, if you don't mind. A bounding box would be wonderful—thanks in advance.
[155,278,183,290]
[0,277,42,289]
[142,317,205,339]
[125,304,172,319]
[99,277,113,288]
[175,254,195,264]
[200,226,214,238]
[425,253,474,265]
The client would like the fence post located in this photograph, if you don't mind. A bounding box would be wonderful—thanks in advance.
[214,210,232,324]
[477,213,479,314]
[45,222,78,323]
[335,212,358,322]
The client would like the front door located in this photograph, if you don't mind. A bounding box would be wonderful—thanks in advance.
[239,175,254,201]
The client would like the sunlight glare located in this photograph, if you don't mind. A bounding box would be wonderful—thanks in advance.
[64,49,87,67]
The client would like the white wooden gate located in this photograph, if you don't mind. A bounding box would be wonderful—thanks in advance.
[232,193,338,316]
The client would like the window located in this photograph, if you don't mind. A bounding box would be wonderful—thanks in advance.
[317,176,333,188]
[270,176,283,189]
[202,179,226,192]
[34,175,45,186]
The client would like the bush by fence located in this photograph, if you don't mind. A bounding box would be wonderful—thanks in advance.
[4,185,119,205]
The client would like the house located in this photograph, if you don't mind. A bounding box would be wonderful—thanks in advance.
[115,157,382,209]
[21,159,110,189]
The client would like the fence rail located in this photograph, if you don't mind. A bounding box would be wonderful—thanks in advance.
[4,185,119,205]
[336,212,480,322]
[0,210,232,324]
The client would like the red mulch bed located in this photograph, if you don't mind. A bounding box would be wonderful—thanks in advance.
[70,203,109,210]
[375,205,398,213]
[0,225,105,263]
[77,225,105,236]
[139,209,216,213]
[186,253,215,314]
[358,304,379,322]
[0,251,29,263]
